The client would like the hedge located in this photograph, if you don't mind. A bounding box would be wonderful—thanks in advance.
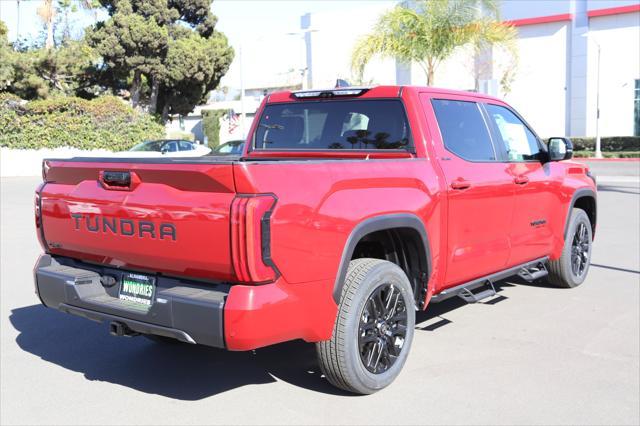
[573,150,640,159]
[0,93,164,151]
[568,136,640,152]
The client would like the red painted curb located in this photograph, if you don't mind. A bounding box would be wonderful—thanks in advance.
[574,158,640,162]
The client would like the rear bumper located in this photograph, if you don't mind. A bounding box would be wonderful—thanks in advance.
[34,255,227,348]
[34,255,338,351]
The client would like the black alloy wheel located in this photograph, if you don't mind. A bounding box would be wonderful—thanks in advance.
[571,222,590,278]
[358,283,408,374]
[548,208,593,288]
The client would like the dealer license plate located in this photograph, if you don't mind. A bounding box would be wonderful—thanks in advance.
[118,273,156,306]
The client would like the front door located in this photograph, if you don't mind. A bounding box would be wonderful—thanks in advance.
[423,95,515,287]
[483,103,557,266]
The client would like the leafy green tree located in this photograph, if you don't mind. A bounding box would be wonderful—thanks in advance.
[158,31,234,117]
[352,0,517,90]
[0,21,14,90]
[6,40,98,100]
[88,1,169,107]
[88,0,233,120]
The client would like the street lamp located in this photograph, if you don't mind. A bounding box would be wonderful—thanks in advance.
[286,29,318,90]
[582,33,602,158]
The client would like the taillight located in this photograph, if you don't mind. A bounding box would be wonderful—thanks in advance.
[34,192,41,229]
[230,194,278,283]
[34,184,48,251]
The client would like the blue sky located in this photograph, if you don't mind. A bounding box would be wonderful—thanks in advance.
[0,0,396,89]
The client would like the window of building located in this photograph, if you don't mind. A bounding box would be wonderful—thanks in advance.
[431,99,496,161]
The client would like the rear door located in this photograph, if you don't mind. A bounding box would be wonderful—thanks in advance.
[483,103,557,265]
[422,94,515,287]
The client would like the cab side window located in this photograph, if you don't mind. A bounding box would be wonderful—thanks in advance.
[163,141,178,152]
[179,141,195,151]
[485,104,541,161]
[432,99,496,161]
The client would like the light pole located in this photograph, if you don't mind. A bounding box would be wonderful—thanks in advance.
[287,29,318,90]
[238,44,245,139]
[594,39,602,158]
[582,33,602,158]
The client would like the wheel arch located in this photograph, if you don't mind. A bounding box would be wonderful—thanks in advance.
[564,188,597,239]
[332,214,432,308]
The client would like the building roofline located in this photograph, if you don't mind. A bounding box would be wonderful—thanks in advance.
[501,4,639,27]
[587,4,640,18]
[504,13,573,27]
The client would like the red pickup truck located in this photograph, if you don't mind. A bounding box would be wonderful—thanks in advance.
[33,86,596,394]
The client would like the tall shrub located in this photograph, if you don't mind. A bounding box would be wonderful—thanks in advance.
[202,109,225,149]
[0,94,164,150]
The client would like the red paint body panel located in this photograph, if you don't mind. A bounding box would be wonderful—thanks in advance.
[224,277,337,351]
[41,161,237,281]
[36,86,596,351]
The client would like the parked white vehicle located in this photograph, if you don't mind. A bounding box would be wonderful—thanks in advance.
[114,139,212,157]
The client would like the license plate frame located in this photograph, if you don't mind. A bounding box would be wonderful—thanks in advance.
[118,273,156,307]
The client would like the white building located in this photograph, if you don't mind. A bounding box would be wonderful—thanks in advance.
[299,0,640,138]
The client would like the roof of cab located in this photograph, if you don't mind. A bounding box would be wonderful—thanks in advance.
[266,85,504,104]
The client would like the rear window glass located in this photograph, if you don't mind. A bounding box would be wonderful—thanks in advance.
[432,99,496,161]
[253,100,412,150]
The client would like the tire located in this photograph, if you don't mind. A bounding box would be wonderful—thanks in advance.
[548,208,593,288]
[316,258,416,394]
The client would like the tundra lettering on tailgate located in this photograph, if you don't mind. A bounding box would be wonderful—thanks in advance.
[70,213,177,241]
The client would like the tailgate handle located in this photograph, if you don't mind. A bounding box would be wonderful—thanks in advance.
[99,171,140,191]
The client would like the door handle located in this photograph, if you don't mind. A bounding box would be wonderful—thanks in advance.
[514,175,529,185]
[99,170,140,191]
[450,179,471,190]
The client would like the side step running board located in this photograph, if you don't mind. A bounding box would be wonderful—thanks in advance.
[458,280,496,303]
[430,257,549,303]
[517,262,549,282]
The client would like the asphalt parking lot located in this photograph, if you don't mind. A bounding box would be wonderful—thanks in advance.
[1,162,639,425]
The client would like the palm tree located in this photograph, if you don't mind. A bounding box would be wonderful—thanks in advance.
[351,0,518,91]
[37,0,55,49]
[38,0,98,48]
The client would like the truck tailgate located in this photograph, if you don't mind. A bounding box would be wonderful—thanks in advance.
[39,159,237,281]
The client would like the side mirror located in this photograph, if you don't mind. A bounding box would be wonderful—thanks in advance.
[548,137,573,161]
